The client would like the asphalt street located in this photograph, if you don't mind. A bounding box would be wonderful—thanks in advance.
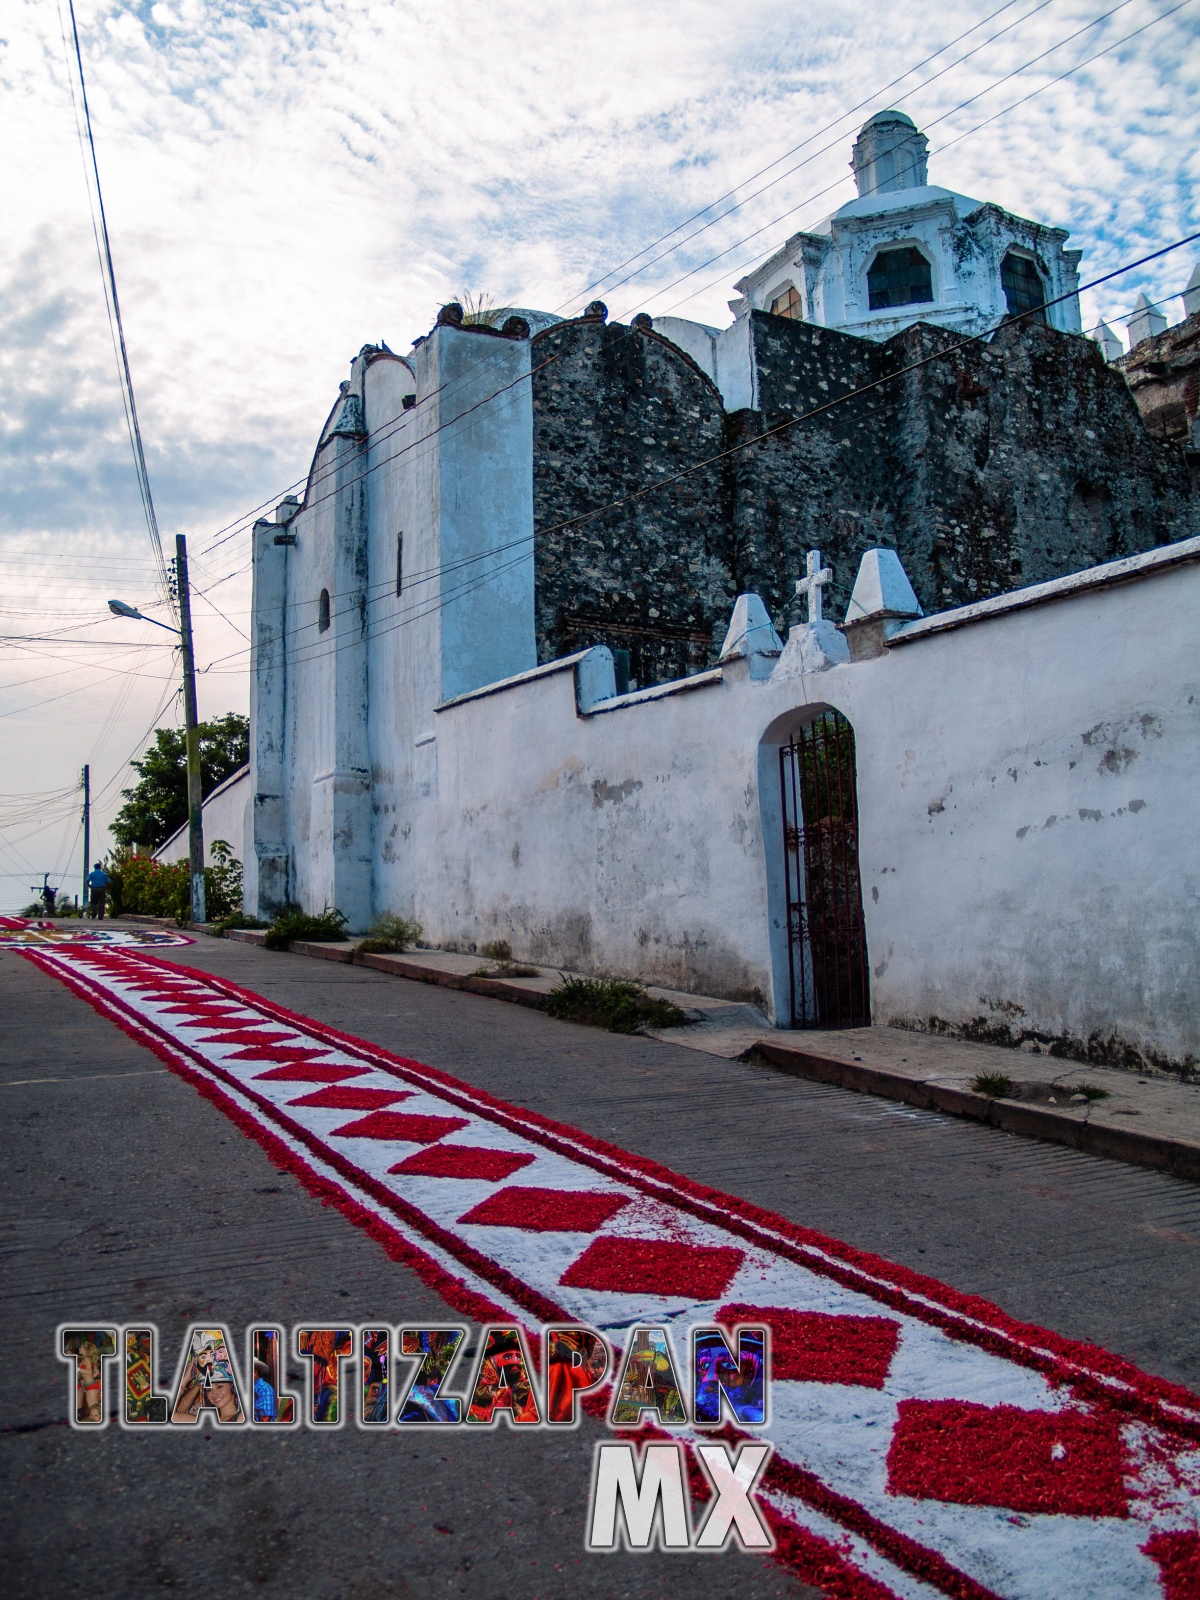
[5,935,1200,1599]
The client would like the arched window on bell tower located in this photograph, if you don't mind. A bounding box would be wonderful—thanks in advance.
[318,588,330,632]
[867,247,933,311]
[1001,252,1046,323]
[770,285,803,320]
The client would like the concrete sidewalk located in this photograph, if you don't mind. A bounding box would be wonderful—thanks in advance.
[217,926,1200,1183]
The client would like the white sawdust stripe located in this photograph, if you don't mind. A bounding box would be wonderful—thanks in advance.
[24,946,1200,1600]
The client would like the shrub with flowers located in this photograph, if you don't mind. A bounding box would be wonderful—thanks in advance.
[107,840,243,925]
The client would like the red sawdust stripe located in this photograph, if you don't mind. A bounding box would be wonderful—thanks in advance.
[20,950,519,1330]
[114,949,1200,1442]
[28,947,1003,1600]
[23,950,569,1332]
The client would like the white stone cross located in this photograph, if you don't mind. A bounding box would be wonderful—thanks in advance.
[795,550,833,624]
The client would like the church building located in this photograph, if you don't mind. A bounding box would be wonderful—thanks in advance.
[242,116,1199,1073]
[724,110,1083,342]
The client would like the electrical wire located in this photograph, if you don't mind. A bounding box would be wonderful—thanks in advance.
[185,229,1200,684]
[618,0,1188,322]
[585,0,1079,313]
[58,0,174,617]
[190,0,1123,567]
[196,0,1190,585]
[567,0,1039,306]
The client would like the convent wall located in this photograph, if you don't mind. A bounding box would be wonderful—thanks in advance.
[520,307,1196,680]
[416,538,1200,1073]
[245,314,1199,1070]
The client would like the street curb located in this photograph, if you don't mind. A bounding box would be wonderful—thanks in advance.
[750,1039,1200,1183]
[356,951,551,1009]
[221,934,552,1007]
[217,927,1200,1183]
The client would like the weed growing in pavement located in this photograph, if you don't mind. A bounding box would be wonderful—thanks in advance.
[470,938,540,977]
[545,975,690,1035]
[214,911,268,935]
[263,905,349,950]
[972,1071,1015,1099]
[1060,1082,1110,1101]
[356,912,423,955]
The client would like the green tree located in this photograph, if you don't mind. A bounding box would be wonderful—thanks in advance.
[110,713,249,849]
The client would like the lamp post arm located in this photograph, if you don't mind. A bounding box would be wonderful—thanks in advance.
[142,613,181,637]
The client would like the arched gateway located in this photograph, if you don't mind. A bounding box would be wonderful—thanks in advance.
[777,709,870,1028]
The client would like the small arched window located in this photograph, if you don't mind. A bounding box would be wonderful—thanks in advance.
[1001,252,1046,322]
[867,247,933,311]
[770,285,803,320]
[318,588,330,632]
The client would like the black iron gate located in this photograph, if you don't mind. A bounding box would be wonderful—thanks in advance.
[779,710,870,1028]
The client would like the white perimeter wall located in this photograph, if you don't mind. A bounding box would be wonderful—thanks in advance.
[156,767,251,866]
[404,547,1198,1066]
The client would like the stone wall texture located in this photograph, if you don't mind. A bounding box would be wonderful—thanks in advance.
[530,316,733,691]
[1116,310,1200,451]
[529,309,1198,684]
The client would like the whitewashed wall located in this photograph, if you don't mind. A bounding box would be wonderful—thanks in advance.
[248,323,1198,1068]
[407,542,1199,1068]
[155,766,251,866]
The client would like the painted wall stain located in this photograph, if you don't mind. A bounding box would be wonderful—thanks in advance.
[592,777,644,809]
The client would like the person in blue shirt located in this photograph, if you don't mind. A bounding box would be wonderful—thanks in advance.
[253,1358,277,1422]
[86,864,110,920]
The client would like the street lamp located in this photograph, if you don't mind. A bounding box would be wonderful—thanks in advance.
[107,533,206,925]
[107,598,176,632]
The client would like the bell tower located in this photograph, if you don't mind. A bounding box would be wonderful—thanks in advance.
[850,110,929,197]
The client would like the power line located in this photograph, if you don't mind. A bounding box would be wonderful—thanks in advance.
[619,0,1178,322]
[58,0,173,614]
[191,0,1107,567]
[566,0,1038,308]
[192,231,1200,683]
[588,0,1075,314]
[41,0,1193,668]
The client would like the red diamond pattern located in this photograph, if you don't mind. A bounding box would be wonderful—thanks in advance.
[287,1086,411,1111]
[330,1110,469,1144]
[716,1304,900,1388]
[197,1030,300,1047]
[457,1186,629,1232]
[253,1063,369,1083]
[560,1237,744,1299]
[389,1146,536,1181]
[226,1045,335,1063]
[886,1399,1129,1518]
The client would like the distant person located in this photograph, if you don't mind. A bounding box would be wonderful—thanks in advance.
[86,863,110,920]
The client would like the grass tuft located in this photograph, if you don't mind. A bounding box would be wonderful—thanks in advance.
[263,905,349,951]
[1061,1082,1110,1101]
[214,911,268,935]
[972,1070,1014,1099]
[545,975,690,1035]
[356,911,423,956]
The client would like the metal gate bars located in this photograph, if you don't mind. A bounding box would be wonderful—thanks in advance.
[779,710,871,1028]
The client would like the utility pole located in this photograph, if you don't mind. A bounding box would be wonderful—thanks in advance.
[81,764,90,913]
[175,535,206,925]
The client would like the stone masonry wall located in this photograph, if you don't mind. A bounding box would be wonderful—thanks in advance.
[530,315,733,690]
[735,311,1197,623]
[1116,309,1200,455]
[528,308,1198,681]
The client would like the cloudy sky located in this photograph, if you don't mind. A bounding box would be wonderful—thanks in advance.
[1,0,1196,906]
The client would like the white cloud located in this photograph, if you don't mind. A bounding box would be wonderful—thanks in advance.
[0,0,1195,901]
